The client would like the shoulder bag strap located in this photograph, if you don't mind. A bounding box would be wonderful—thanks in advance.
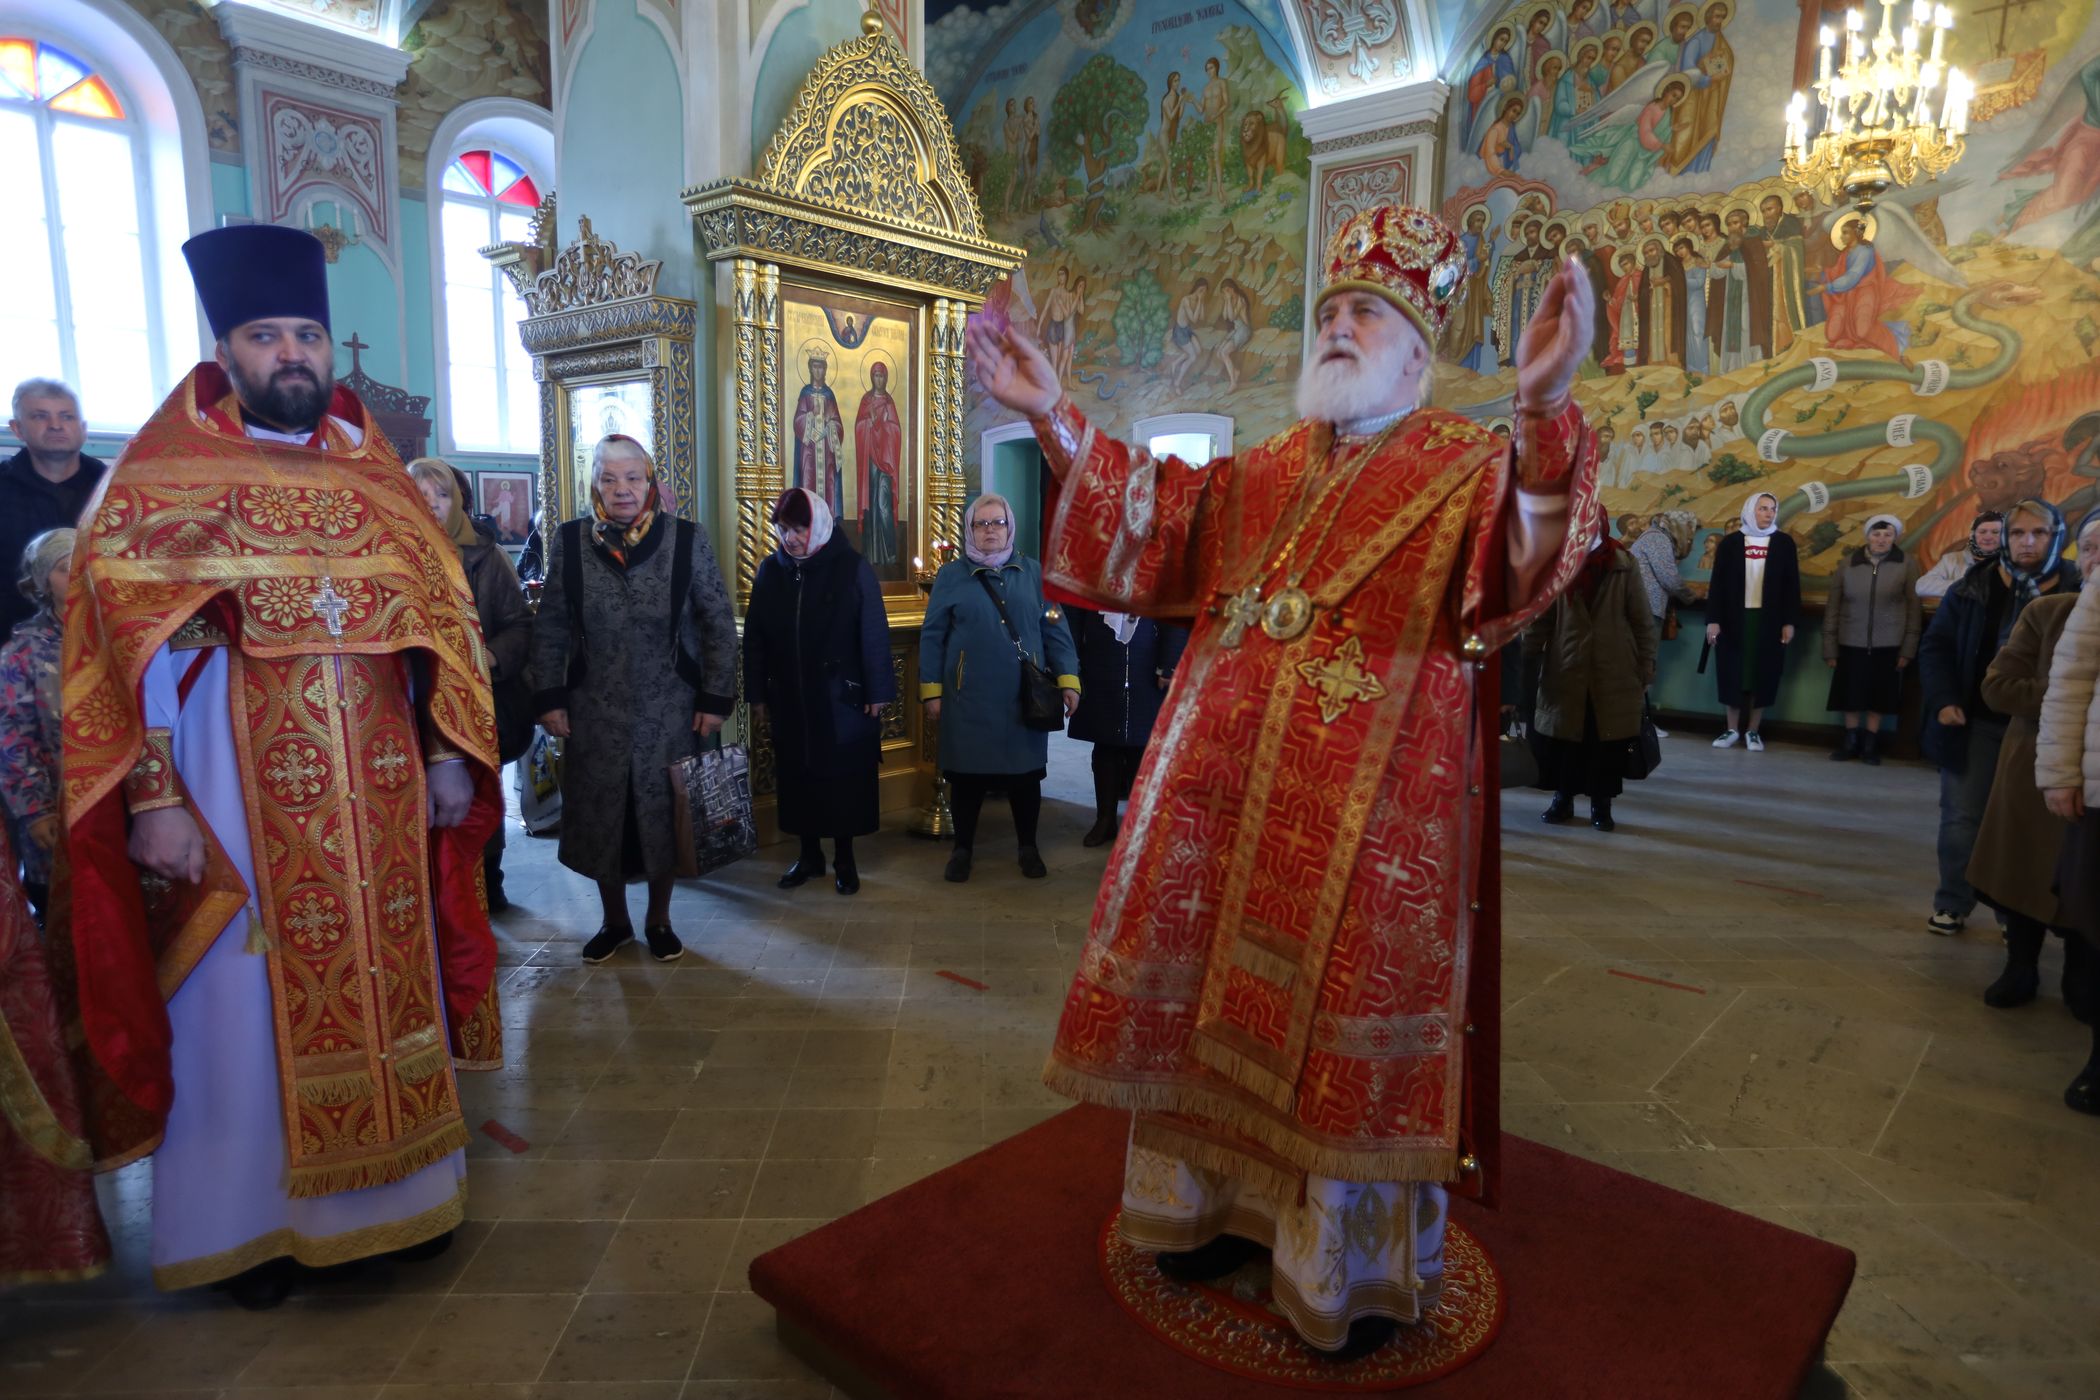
[975,570,1034,662]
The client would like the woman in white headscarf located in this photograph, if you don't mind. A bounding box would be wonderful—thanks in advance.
[918,493,1081,882]
[744,487,895,896]
[1704,491,1801,751]
[1823,512,1923,763]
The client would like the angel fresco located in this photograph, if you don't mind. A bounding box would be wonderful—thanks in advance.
[1569,73,1689,191]
[1464,24,1521,149]
[2000,54,2100,239]
[1480,95,1530,177]
[1559,39,1603,136]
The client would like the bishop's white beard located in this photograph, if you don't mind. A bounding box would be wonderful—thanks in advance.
[1295,334,1419,426]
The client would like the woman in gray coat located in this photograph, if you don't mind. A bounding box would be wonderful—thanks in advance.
[530,436,738,962]
[918,493,1080,882]
[1823,513,1923,764]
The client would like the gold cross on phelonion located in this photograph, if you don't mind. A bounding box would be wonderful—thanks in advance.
[1295,636,1387,723]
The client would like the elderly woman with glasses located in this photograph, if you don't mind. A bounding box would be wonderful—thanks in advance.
[919,493,1080,882]
[529,435,738,963]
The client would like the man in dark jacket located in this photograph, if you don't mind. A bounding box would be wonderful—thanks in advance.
[1916,500,2078,936]
[2,379,107,640]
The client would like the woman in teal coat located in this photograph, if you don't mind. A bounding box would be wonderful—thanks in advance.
[919,492,1080,882]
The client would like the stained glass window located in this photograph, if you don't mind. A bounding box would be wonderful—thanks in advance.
[441,149,543,453]
[0,36,156,427]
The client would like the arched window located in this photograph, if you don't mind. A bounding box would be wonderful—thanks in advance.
[440,148,543,453]
[0,34,162,427]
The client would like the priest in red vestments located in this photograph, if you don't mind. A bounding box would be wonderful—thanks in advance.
[56,225,504,1308]
[966,205,1600,1358]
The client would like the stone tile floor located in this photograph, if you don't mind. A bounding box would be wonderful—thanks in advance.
[5,733,2098,1399]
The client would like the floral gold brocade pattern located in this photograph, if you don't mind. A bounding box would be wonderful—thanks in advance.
[1098,1210,1503,1390]
[121,729,183,813]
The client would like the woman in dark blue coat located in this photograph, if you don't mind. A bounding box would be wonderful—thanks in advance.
[919,493,1080,882]
[1067,607,1187,846]
[746,488,896,895]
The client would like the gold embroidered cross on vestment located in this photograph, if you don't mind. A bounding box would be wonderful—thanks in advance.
[1296,635,1388,723]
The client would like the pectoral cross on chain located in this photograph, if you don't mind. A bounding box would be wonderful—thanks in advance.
[312,578,351,639]
[1218,584,1264,648]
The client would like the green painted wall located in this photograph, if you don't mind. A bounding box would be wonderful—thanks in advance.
[751,0,867,172]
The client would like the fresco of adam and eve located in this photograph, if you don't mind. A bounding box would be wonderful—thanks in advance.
[1441,0,2100,585]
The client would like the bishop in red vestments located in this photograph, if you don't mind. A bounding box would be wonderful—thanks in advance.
[966,206,1600,1357]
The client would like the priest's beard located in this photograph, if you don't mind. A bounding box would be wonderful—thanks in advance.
[1295,333,1421,426]
[228,359,334,434]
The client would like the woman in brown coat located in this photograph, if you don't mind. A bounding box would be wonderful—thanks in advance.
[1524,527,1657,831]
[409,459,533,908]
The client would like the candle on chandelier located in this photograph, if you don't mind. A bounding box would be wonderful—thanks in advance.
[1903,23,1918,55]
[1911,0,1929,23]
[1931,5,1949,64]
[1819,26,1834,81]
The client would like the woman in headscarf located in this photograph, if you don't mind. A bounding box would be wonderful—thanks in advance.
[1524,503,1657,831]
[1916,509,2004,599]
[1971,513,2100,1025]
[1823,513,1923,764]
[407,460,534,909]
[1067,606,1187,847]
[745,487,895,896]
[918,493,1081,882]
[1705,491,1801,751]
[528,435,738,962]
[0,528,73,916]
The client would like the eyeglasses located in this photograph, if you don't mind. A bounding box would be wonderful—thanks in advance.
[971,518,1010,530]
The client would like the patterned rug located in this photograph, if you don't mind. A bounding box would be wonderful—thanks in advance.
[1097,1211,1504,1392]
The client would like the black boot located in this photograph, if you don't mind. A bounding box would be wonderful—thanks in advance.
[1154,1233,1262,1283]
[1590,799,1616,832]
[1860,730,1884,766]
[779,837,825,889]
[1314,1315,1401,1364]
[1984,922,2045,1008]
[213,1256,297,1310]
[1542,793,1574,823]
[1830,728,1861,761]
[1084,759,1122,847]
[944,846,972,883]
[833,837,859,896]
[2068,1045,2100,1115]
[2064,934,2095,1025]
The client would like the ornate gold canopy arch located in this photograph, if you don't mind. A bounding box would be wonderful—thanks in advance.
[683,9,1024,606]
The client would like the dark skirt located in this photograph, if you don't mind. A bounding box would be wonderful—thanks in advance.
[1535,705,1626,801]
[776,764,880,838]
[2054,810,2100,940]
[1827,645,1903,714]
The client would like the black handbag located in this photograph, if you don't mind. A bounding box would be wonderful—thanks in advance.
[491,671,535,765]
[1625,701,1663,780]
[976,573,1065,732]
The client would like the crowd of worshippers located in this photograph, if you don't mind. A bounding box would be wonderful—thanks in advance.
[7,375,2097,1117]
[0,377,1183,958]
[1524,491,2100,1116]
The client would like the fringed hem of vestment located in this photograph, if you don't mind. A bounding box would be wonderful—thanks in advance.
[150,1186,464,1291]
[1042,1059,1460,1193]
[0,1260,110,1288]
[283,1119,469,1200]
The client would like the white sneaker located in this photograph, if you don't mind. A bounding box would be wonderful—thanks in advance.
[1711,729,1740,748]
[1926,910,1963,937]
[1745,732,1765,752]
[1652,726,1671,739]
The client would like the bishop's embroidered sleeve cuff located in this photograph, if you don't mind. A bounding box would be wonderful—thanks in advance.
[122,728,185,813]
[1030,396,1094,482]
[423,742,468,765]
[1513,397,1584,493]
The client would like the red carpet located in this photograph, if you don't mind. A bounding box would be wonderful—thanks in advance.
[750,1106,1855,1400]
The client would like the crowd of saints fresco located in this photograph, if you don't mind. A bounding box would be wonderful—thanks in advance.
[928,0,1313,451]
[1438,0,2100,587]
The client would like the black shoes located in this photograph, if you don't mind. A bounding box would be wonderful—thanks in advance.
[945,848,972,883]
[1542,794,1574,823]
[1316,1316,1401,1364]
[1591,801,1615,832]
[581,925,634,963]
[778,858,824,889]
[2068,1059,2100,1115]
[1082,813,1120,848]
[390,1230,454,1263]
[1830,728,1862,762]
[213,1257,297,1311]
[1154,1233,1261,1283]
[1019,845,1048,879]
[834,863,860,896]
[1984,963,2039,1008]
[643,924,684,962]
[1860,731,1884,766]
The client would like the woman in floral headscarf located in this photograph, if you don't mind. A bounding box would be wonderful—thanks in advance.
[0,528,74,916]
[528,435,738,963]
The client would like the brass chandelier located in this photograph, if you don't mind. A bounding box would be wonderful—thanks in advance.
[1783,1,1971,209]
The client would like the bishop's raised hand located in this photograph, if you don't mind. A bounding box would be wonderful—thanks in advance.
[1514,258,1596,412]
[963,313,1062,418]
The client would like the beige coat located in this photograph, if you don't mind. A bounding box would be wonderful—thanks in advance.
[2037,580,2100,806]
[1524,547,1657,743]
[1970,594,2077,923]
